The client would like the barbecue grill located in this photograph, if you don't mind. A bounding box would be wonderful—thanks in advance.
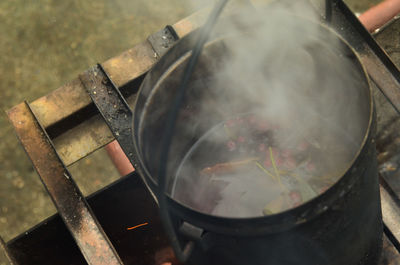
[2,0,400,264]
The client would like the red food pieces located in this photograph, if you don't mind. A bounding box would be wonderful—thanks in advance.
[285,156,297,170]
[225,119,235,127]
[237,136,245,143]
[227,140,236,151]
[258,143,266,152]
[297,141,309,151]
[306,161,316,172]
[281,149,292,158]
[289,190,303,207]
[275,157,283,167]
[270,147,279,157]
[235,117,244,125]
[257,121,270,130]
[248,115,257,124]
[264,157,272,168]
[263,147,283,168]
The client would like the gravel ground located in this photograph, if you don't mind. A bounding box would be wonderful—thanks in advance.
[0,0,381,264]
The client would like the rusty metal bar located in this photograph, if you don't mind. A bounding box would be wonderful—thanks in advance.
[29,15,201,132]
[79,65,137,165]
[16,5,244,167]
[0,236,17,265]
[382,235,400,265]
[147,26,179,58]
[53,113,114,166]
[6,102,123,265]
[381,177,400,249]
[25,18,199,167]
[171,8,209,38]
[29,40,157,130]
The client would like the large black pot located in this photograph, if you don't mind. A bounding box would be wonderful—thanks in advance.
[132,15,382,265]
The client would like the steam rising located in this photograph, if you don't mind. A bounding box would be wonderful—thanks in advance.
[160,1,370,217]
[213,3,365,145]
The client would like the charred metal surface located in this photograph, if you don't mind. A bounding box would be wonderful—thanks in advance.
[4,174,172,265]
[6,102,123,265]
[49,76,144,167]
[148,26,180,58]
[79,64,137,167]
[102,41,158,89]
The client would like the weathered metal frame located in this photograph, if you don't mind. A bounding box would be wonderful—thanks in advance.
[3,10,202,265]
[7,102,123,265]
[78,64,138,166]
[4,0,400,264]
[2,173,173,265]
[28,10,208,168]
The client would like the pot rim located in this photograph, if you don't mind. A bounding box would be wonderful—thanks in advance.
[131,16,375,236]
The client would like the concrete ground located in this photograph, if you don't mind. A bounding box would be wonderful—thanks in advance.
[0,0,381,264]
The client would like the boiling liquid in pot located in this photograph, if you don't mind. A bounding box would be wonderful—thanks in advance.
[172,113,355,218]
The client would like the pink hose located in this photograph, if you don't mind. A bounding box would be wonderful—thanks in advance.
[358,0,400,32]
[105,140,134,176]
